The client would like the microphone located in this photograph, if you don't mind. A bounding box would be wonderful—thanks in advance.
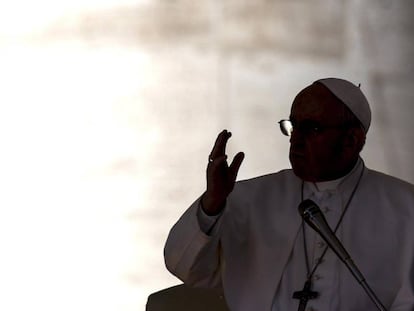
[298,199,387,311]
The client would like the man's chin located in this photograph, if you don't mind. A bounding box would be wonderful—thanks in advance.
[291,164,318,182]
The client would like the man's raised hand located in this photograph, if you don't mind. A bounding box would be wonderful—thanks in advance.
[201,130,244,215]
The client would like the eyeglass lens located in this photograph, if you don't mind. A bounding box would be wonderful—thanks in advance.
[279,120,293,136]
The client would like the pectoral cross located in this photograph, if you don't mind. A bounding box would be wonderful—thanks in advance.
[293,280,319,311]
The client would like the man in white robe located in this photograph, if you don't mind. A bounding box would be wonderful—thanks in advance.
[164,78,414,310]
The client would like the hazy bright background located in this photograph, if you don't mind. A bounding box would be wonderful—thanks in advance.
[0,1,413,310]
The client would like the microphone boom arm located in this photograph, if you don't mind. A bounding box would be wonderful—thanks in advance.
[299,200,387,311]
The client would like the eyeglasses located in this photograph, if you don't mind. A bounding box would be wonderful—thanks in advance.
[278,119,294,136]
[278,119,355,137]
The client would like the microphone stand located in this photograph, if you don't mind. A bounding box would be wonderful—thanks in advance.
[299,200,388,311]
[342,257,387,311]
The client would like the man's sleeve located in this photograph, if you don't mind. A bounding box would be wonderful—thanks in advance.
[197,201,223,235]
[164,196,224,288]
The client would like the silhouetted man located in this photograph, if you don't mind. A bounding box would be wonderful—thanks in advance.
[164,78,414,310]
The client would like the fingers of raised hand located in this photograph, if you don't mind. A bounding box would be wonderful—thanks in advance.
[206,154,228,193]
[209,129,232,161]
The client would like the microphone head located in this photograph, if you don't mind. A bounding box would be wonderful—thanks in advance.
[298,199,320,221]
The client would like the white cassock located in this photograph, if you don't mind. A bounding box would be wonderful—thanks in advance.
[164,159,414,311]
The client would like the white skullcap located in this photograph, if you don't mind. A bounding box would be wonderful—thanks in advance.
[315,78,371,133]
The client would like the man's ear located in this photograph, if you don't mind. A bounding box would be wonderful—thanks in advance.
[345,127,366,153]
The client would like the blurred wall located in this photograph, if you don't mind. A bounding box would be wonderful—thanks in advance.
[0,1,413,310]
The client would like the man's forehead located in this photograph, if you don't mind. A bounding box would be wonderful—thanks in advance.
[290,83,345,119]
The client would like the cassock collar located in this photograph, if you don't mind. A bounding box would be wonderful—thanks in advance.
[303,157,365,201]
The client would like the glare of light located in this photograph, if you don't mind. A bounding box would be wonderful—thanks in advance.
[0,0,151,35]
[0,38,157,310]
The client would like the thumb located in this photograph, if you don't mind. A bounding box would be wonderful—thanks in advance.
[229,152,245,181]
